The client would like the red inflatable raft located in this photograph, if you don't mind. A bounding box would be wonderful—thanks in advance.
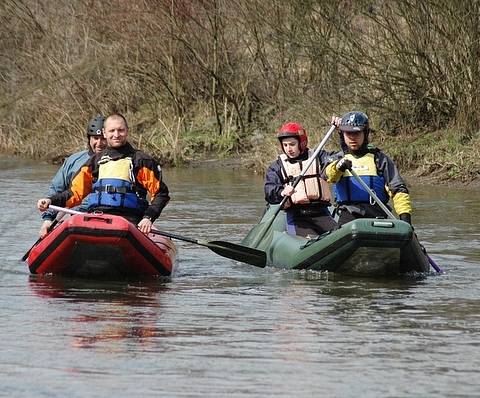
[27,213,176,278]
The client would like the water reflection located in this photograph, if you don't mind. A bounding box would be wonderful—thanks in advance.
[29,276,169,349]
[1,160,479,397]
[28,275,169,301]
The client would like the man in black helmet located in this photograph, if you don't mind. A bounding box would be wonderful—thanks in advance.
[38,115,107,237]
[326,111,413,227]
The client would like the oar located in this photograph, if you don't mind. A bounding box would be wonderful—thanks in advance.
[48,205,267,268]
[349,168,444,273]
[150,229,266,268]
[250,124,337,247]
[21,211,66,261]
[49,205,82,215]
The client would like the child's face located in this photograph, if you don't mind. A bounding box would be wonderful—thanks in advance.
[281,137,301,158]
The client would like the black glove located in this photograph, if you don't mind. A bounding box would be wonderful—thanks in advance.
[336,157,352,172]
[399,213,412,225]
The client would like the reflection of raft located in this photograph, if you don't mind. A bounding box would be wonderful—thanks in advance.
[27,213,176,278]
[241,205,430,277]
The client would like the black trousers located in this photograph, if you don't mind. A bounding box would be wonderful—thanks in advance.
[286,206,338,238]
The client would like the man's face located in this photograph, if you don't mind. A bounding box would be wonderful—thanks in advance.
[89,135,107,153]
[103,117,128,148]
[281,137,301,158]
[343,130,365,151]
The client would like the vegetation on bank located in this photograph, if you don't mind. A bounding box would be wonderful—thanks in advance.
[0,0,479,182]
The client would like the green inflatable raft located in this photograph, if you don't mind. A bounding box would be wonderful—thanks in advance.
[241,205,430,276]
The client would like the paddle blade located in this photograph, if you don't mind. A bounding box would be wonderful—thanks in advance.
[203,240,267,268]
[21,218,61,262]
[21,237,41,262]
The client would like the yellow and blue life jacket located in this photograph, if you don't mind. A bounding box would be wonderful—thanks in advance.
[87,156,147,211]
[335,153,388,204]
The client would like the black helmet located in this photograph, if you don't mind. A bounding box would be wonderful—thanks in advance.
[86,115,105,136]
[339,111,369,133]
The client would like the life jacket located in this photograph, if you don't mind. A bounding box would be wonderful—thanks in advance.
[279,150,332,205]
[86,155,148,211]
[334,152,388,204]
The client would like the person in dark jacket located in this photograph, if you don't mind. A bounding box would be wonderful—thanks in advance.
[264,122,337,238]
[37,113,169,235]
[38,115,107,237]
[326,111,413,226]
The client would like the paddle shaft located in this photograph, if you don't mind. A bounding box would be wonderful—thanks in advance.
[349,169,396,219]
[49,205,267,267]
[150,228,267,267]
[151,229,199,245]
[349,169,443,273]
[254,124,337,245]
[49,205,82,215]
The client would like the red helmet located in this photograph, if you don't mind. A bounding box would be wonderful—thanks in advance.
[277,122,308,151]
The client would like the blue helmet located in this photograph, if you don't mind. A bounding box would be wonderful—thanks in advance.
[339,111,369,133]
[338,111,371,153]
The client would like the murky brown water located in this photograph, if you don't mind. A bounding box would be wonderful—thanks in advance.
[1,156,479,397]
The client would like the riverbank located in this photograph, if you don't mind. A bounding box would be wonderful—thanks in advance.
[2,147,479,190]
[186,155,480,189]
[1,123,478,187]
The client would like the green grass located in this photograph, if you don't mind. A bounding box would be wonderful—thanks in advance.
[378,129,480,182]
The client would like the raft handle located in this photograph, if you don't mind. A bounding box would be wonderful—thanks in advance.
[372,221,395,228]
[83,215,113,224]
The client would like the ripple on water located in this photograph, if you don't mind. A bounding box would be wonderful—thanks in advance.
[0,162,479,397]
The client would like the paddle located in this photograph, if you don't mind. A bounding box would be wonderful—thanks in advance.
[21,211,66,261]
[47,205,267,268]
[250,124,337,247]
[150,229,266,268]
[348,168,444,273]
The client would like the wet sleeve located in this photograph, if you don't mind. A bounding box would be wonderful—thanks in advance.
[48,165,93,208]
[264,161,285,204]
[42,162,69,221]
[392,192,412,215]
[325,161,344,183]
[322,151,343,183]
[380,153,412,215]
[318,151,338,180]
[136,163,170,221]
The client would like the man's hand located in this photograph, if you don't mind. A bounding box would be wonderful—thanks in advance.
[37,198,52,212]
[336,158,353,172]
[138,218,153,235]
[39,220,53,238]
[331,115,341,127]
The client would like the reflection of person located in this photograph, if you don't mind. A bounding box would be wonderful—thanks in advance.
[39,116,107,237]
[326,111,413,227]
[28,277,165,349]
[264,122,337,237]
[37,113,170,235]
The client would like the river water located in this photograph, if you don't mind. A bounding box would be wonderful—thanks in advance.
[1,156,479,397]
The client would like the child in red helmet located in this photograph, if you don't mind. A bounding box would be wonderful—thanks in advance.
[264,122,337,237]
